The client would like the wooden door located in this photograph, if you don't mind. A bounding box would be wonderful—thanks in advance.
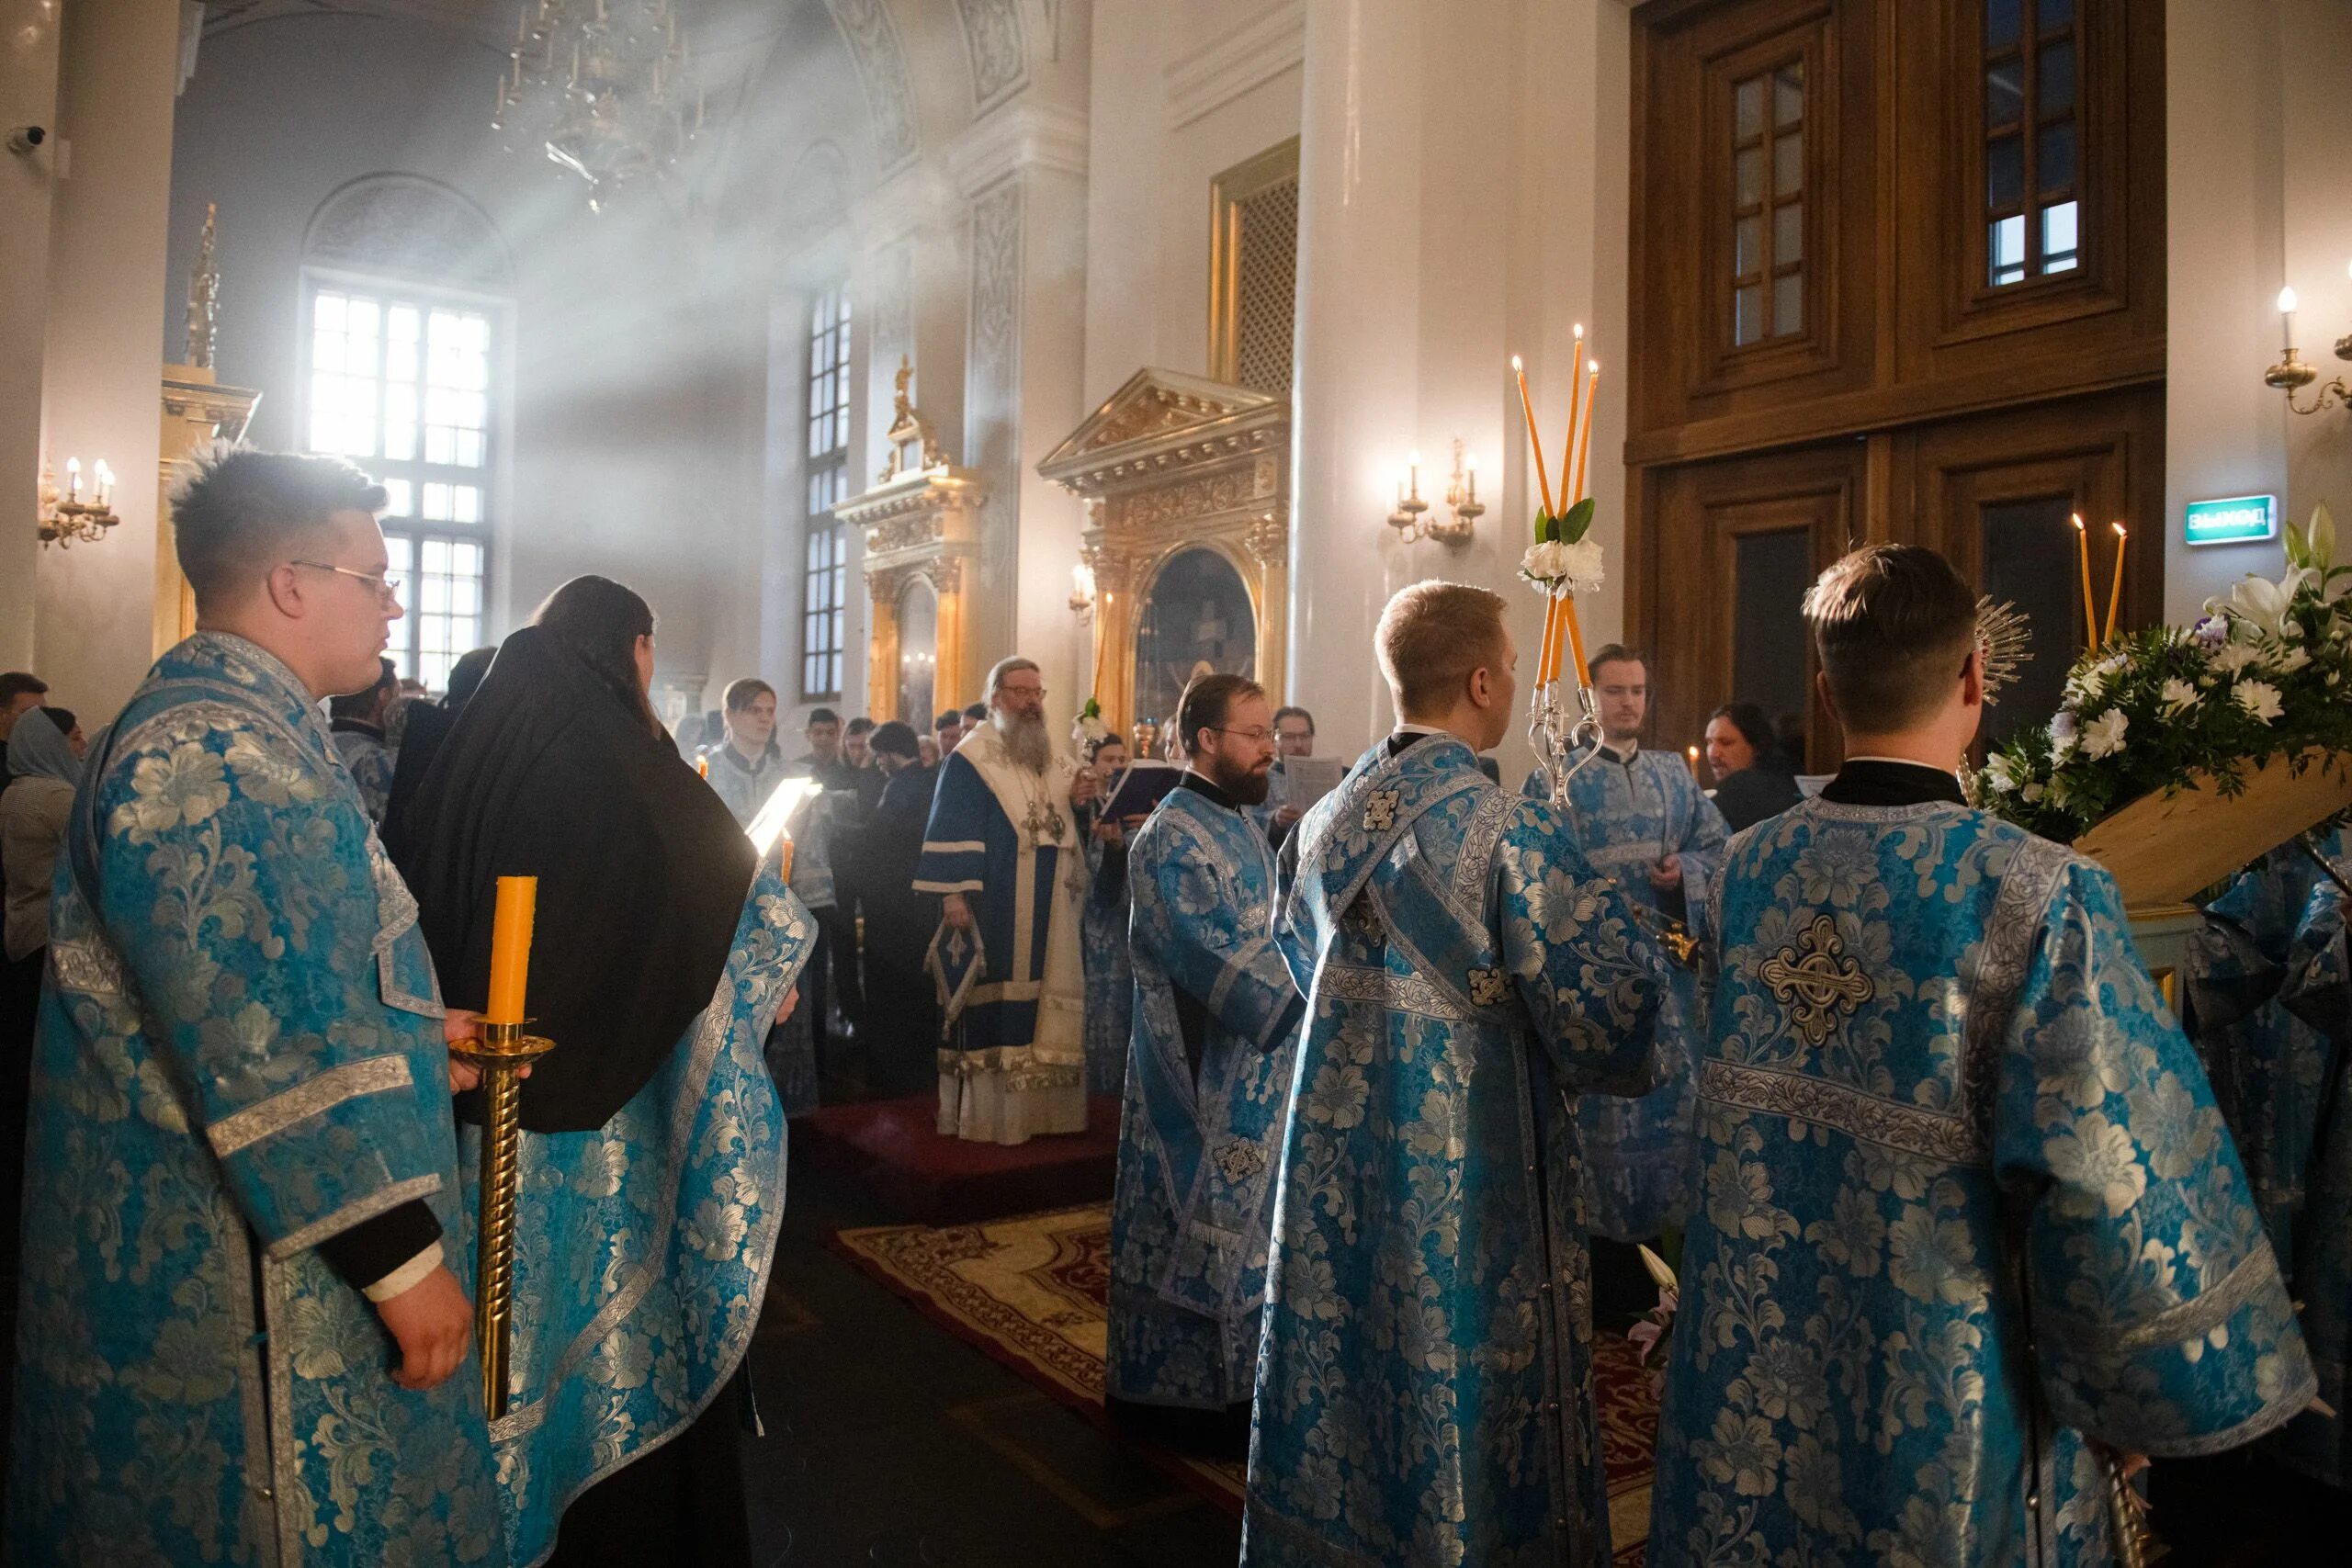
[1644,441,1866,771]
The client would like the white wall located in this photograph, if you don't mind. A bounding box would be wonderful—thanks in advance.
[33,0,182,722]
[1288,0,1631,775]
[1081,1,1303,407]
[0,0,62,675]
[2165,0,2352,622]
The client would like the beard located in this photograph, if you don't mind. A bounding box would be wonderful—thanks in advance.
[1210,756,1272,806]
[993,707,1051,773]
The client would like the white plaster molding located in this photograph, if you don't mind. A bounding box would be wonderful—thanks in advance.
[947,98,1089,198]
[852,162,955,250]
[953,0,1029,118]
[822,0,921,175]
[1163,2,1304,131]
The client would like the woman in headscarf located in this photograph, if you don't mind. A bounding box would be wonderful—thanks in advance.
[1,705,82,1280]
[1702,700,1804,833]
[394,576,813,1568]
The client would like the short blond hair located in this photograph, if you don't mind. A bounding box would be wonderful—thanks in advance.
[1376,581,1509,716]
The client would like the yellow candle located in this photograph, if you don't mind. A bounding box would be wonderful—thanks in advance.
[1687,744,1702,783]
[1537,592,1565,686]
[1558,326,1586,511]
[1562,592,1590,689]
[2104,521,2128,646]
[1512,355,1557,522]
[2071,513,2098,651]
[483,875,538,1024]
[778,840,796,886]
[1571,361,1600,503]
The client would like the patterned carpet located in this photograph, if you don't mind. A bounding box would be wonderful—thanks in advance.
[832,1202,1657,1562]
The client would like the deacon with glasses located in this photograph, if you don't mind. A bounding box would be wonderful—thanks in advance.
[1648,544,2313,1566]
[1106,674,1302,1452]
[9,445,503,1562]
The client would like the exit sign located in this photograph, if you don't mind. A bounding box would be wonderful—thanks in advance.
[2184,494,2278,547]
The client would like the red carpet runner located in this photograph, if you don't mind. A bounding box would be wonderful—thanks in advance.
[833,1202,1657,1562]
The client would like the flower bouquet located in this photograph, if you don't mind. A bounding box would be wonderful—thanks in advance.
[1071,694,1112,751]
[1975,505,2352,907]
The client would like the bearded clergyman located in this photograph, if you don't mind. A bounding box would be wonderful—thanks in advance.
[914,656,1100,1144]
[1107,672,1302,1448]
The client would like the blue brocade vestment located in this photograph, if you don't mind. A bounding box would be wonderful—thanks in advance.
[7,633,506,1565]
[1107,782,1300,1410]
[1526,743,1727,1238]
[1650,798,2314,1567]
[2191,829,2352,1489]
[471,855,811,1565]
[1244,735,1671,1568]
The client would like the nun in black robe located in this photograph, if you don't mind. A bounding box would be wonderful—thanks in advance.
[396,578,813,1567]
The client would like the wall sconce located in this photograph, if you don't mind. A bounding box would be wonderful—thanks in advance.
[1386,441,1482,547]
[2265,276,2352,415]
[38,457,119,547]
[1069,560,1095,616]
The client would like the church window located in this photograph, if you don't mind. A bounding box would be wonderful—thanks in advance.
[801,285,852,701]
[1730,60,1805,347]
[1984,0,2080,287]
[302,281,497,692]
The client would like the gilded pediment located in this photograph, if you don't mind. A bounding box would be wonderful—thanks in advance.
[1038,367,1281,481]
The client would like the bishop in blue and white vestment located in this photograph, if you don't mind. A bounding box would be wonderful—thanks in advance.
[1107,771,1302,1413]
[1527,740,1727,1238]
[1244,730,1672,1568]
[914,719,1089,1144]
[1650,761,2314,1567]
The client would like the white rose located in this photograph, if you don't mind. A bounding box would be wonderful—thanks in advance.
[1558,538,1606,592]
[1521,541,1568,581]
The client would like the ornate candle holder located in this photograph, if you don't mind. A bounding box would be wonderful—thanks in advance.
[1527,626,1602,806]
[452,1018,556,1419]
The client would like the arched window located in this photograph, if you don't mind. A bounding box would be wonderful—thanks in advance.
[300,175,514,691]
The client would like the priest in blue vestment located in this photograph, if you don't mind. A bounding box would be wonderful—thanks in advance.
[1107,675,1302,1439]
[1080,734,1139,1100]
[397,577,813,1568]
[1245,582,1674,1568]
[1523,644,1727,1242]
[914,656,1098,1144]
[9,448,503,1564]
[2188,831,2352,1498]
[1651,545,2313,1567]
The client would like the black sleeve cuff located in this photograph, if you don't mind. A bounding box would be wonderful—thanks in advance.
[314,1198,444,1292]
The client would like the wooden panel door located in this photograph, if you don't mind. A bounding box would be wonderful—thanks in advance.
[1643,441,1866,770]
[1894,384,2164,747]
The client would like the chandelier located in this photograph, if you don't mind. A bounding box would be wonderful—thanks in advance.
[492,0,701,209]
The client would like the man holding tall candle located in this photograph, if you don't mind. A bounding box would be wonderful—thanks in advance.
[8,446,503,1563]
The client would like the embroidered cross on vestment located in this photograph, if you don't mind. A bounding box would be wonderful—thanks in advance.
[1759,912,1874,1047]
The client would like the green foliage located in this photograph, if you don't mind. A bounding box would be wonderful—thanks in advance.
[1976,504,2352,840]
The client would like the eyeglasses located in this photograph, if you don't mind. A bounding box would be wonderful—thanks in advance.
[1211,727,1274,744]
[1000,686,1046,700]
[290,560,401,605]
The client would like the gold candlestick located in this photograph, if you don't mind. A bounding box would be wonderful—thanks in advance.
[454,1019,555,1418]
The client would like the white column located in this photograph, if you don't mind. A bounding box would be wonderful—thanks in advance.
[953,103,1090,712]
[34,0,180,718]
[1288,0,1624,764]
[0,6,62,671]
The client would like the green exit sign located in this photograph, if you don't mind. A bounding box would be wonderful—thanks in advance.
[2184,494,2278,547]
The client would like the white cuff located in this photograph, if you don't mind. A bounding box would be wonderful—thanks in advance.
[363,1240,445,1302]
